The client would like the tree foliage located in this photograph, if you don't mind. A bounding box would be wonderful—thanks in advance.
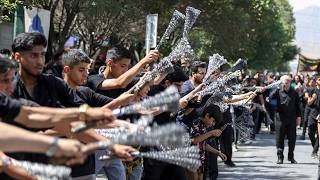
[1,0,297,71]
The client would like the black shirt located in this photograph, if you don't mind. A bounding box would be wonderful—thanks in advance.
[270,87,301,124]
[13,74,77,108]
[87,74,138,98]
[148,85,176,125]
[12,74,96,177]
[71,86,113,107]
[0,92,22,121]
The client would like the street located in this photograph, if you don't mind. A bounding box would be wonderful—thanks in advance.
[219,129,318,180]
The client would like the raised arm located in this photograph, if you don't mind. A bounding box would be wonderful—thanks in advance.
[99,50,159,90]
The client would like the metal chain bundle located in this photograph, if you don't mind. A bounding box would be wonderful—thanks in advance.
[203,54,228,84]
[183,6,201,37]
[98,122,187,148]
[131,146,201,171]
[1,158,71,180]
[156,10,185,50]
[195,70,242,98]
[72,86,180,133]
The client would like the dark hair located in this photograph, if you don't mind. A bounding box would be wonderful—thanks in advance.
[62,49,91,67]
[163,65,188,83]
[53,52,63,62]
[0,49,11,56]
[0,57,17,74]
[190,61,206,75]
[201,104,222,124]
[12,32,47,53]
[106,46,131,63]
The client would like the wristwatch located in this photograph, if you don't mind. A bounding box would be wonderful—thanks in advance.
[45,137,59,157]
[79,104,89,122]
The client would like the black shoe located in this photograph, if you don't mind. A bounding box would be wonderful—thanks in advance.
[225,161,236,167]
[288,158,297,164]
[277,158,283,164]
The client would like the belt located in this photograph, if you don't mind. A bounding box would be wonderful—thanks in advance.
[124,158,143,175]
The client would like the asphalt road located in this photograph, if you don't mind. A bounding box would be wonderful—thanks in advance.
[219,129,318,180]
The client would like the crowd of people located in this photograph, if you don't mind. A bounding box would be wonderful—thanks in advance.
[0,31,319,180]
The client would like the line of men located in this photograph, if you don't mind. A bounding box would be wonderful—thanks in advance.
[1,31,308,180]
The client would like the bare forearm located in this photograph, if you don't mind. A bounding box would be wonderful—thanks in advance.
[15,106,79,128]
[0,122,52,153]
[192,132,213,144]
[101,61,146,90]
[205,144,220,155]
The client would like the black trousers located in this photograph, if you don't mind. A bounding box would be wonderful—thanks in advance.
[302,107,311,136]
[203,152,218,180]
[308,123,319,154]
[266,105,276,132]
[219,125,233,163]
[142,158,187,180]
[275,119,296,159]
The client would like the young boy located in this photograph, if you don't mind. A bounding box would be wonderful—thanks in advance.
[61,48,138,180]
[87,45,159,98]
[191,104,227,180]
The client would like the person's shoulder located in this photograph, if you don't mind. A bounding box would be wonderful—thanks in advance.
[40,73,65,84]
[88,74,104,81]
[75,86,95,95]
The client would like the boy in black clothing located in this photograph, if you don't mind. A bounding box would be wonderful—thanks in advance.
[191,104,227,180]
[11,32,135,179]
[87,46,159,98]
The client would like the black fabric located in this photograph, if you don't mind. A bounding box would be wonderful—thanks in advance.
[270,87,301,124]
[219,125,233,164]
[148,85,176,125]
[86,74,138,98]
[275,119,296,158]
[13,74,77,108]
[0,93,22,121]
[12,74,96,177]
[71,86,113,107]
[204,126,219,180]
[142,159,187,180]
[70,155,95,177]
[308,123,319,154]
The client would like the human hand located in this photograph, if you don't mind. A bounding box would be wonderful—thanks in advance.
[141,50,160,64]
[55,139,85,165]
[109,144,136,161]
[86,107,116,125]
[218,152,227,161]
[296,117,301,127]
[210,129,222,137]
[179,99,188,108]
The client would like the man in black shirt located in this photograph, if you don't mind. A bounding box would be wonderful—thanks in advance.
[306,75,320,158]
[87,45,159,98]
[11,32,135,179]
[143,65,189,180]
[270,75,301,164]
[61,48,138,180]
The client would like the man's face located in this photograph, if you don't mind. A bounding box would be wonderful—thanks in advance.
[67,63,90,86]
[109,58,131,78]
[15,45,46,77]
[249,79,257,86]
[203,113,216,127]
[284,79,291,89]
[209,69,220,80]
[173,81,184,92]
[138,84,151,98]
[192,67,206,84]
[316,77,320,86]
[0,69,16,96]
